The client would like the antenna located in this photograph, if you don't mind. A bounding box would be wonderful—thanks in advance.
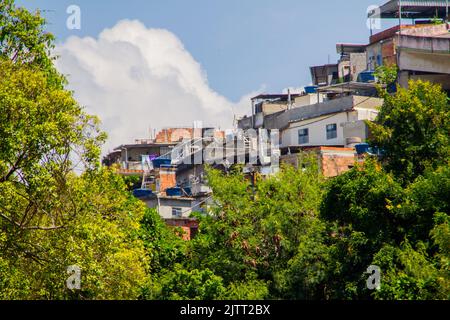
[287,89,292,110]
[446,0,449,25]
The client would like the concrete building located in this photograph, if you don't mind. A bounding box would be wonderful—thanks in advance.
[278,93,381,149]
[281,147,357,177]
[103,127,216,240]
[397,24,450,93]
[310,64,339,86]
[104,140,176,172]
[367,1,450,94]
[157,196,207,219]
[336,44,368,82]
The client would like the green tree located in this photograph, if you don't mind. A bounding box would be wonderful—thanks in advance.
[375,64,398,87]
[146,265,226,300]
[318,161,449,299]
[0,0,148,299]
[140,208,187,277]
[317,160,404,299]
[368,80,450,183]
[184,154,323,299]
[0,0,64,87]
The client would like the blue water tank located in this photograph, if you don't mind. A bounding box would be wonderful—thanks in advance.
[355,143,370,155]
[152,157,172,168]
[304,86,318,94]
[133,188,153,198]
[358,71,375,83]
[166,187,183,197]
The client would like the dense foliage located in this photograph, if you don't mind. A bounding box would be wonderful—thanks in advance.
[0,0,146,299]
[0,0,448,300]
[141,80,449,300]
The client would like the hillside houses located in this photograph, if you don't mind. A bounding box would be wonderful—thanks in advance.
[103,0,450,239]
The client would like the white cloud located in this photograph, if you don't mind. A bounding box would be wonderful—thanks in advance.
[55,20,258,154]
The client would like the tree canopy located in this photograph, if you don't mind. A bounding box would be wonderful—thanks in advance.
[0,0,147,299]
[0,0,448,300]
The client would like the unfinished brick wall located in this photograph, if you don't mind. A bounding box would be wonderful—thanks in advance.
[382,40,396,66]
[155,128,225,143]
[159,167,177,192]
[155,128,193,143]
[281,147,356,178]
[165,219,199,240]
[280,154,299,168]
[321,153,356,177]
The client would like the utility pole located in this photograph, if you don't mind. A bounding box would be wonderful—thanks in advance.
[446,0,449,25]
[397,0,402,77]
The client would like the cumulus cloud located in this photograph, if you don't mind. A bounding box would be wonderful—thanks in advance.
[55,20,257,153]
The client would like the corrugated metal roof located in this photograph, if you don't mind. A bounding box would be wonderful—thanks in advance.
[369,0,449,19]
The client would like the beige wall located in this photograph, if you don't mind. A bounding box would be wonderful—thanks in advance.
[158,198,196,219]
[294,94,324,108]
[353,96,383,111]
[399,50,450,75]
[262,102,288,115]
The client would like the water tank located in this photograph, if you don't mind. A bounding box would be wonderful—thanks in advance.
[304,86,318,94]
[166,187,183,197]
[355,143,370,155]
[152,157,172,168]
[358,71,375,83]
[133,188,153,198]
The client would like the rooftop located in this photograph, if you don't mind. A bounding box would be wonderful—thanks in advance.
[368,0,450,19]
[336,43,367,54]
[317,82,383,95]
[114,142,177,151]
[251,93,303,101]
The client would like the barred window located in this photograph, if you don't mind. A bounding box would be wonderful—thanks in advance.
[298,128,309,144]
[326,123,337,140]
[172,207,182,218]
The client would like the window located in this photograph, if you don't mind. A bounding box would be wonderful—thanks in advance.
[326,123,337,140]
[172,207,182,218]
[298,128,309,144]
[376,54,382,66]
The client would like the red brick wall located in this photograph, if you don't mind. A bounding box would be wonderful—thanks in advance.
[321,154,356,177]
[155,128,225,143]
[155,128,193,143]
[165,219,199,240]
[382,40,396,66]
[159,167,176,192]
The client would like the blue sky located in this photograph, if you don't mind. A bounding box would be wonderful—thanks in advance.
[18,0,396,102]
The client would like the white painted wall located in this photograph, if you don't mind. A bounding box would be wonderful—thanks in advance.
[281,108,377,148]
[158,198,198,219]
